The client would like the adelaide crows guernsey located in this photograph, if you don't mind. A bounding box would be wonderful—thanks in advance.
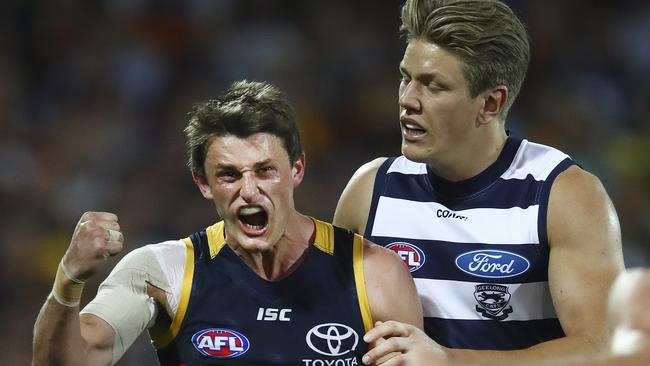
[152,218,372,365]
[365,136,572,350]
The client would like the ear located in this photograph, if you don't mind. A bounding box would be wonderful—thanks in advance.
[477,85,508,126]
[292,153,306,188]
[192,171,214,200]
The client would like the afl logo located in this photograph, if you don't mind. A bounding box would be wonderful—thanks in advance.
[191,328,250,358]
[386,242,425,272]
[455,250,530,278]
[306,323,359,356]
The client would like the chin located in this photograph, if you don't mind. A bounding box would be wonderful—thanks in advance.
[238,238,275,253]
[401,145,431,164]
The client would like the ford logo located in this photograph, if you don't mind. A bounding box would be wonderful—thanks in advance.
[455,250,530,278]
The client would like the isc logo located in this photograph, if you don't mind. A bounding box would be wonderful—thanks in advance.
[191,328,250,358]
[257,307,292,321]
[386,242,425,272]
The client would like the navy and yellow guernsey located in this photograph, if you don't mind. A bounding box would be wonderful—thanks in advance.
[152,218,372,365]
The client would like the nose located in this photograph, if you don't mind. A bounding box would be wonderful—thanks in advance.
[239,172,260,202]
[399,81,421,112]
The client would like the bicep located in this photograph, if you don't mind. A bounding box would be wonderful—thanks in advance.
[80,244,176,363]
[78,314,118,365]
[547,166,624,339]
[333,158,385,234]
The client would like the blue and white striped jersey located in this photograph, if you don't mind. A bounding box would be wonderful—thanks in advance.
[364,136,573,350]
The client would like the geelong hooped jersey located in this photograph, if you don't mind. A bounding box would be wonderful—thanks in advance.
[152,218,372,365]
[364,136,572,350]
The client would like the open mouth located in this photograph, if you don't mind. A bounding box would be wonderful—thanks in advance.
[237,206,268,232]
[402,121,426,139]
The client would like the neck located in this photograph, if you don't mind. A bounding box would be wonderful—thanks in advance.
[236,213,314,281]
[429,127,507,182]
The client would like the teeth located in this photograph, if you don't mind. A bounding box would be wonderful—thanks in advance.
[404,123,423,130]
[239,206,263,216]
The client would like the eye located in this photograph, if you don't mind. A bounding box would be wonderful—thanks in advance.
[256,166,275,175]
[427,82,445,92]
[216,169,240,182]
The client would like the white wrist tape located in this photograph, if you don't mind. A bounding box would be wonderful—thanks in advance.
[51,262,85,307]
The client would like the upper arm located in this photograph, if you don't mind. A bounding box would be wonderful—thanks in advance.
[547,165,624,343]
[81,244,176,363]
[363,239,423,329]
[78,314,118,365]
[333,158,386,234]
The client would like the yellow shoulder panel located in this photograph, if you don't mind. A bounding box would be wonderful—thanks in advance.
[206,221,227,258]
[353,234,374,332]
[152,237,195,349]
[312,218,335,255]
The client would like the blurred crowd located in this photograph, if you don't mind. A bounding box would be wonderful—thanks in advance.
[1,0,648,363]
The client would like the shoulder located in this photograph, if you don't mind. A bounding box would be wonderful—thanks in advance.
[113,240,186,272]
[334,158,388,233]
[550,165,611,215]
[507,139,572,180]
[363,238,401,265]
[106,240,188,295]
[350,157,389,184]
[547,165,622,253]
[362,238,411,283]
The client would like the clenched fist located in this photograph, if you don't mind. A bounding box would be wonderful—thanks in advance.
[61,211,124,282]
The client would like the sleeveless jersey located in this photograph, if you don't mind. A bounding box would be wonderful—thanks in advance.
[364,136,573,350]
[152,218,372,365]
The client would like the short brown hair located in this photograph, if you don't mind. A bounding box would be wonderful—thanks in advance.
[185,80,302,177]
[400,0,530,118]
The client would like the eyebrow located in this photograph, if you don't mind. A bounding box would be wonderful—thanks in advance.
[399,64,451,86]
[400,63,435,77]
[213,159,274,170]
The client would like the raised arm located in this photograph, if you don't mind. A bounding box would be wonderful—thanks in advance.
[33,212,124,366]
[333,158,386,234]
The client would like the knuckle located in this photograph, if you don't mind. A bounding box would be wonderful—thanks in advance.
[93,236,107,249]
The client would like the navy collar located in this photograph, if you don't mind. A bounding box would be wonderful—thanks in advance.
[427,134,522,199]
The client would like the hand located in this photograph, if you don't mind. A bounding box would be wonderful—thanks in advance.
[363,321,449,366]
[609,269,650,356]
[61,211,124,282]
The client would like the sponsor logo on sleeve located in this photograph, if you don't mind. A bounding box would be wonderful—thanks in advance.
[191,328,249,359]
[455,250,530,278]
[386,242,425,272]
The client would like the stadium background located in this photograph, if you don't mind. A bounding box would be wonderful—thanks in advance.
[1,0,648,363]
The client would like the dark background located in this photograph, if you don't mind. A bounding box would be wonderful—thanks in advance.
[2,0,649,363]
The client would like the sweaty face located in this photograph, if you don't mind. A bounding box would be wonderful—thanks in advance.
[398,39,484,166]
[196,133,304,253]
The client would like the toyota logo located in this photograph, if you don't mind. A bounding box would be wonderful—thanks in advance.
[306,323,359,356]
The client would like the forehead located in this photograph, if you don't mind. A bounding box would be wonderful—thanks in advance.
[401,39,466,83]
[204,133,289,166]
